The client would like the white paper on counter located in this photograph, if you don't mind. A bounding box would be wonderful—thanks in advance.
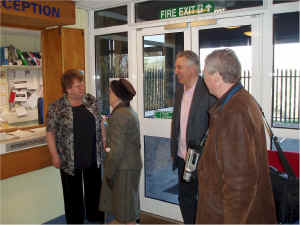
[0,132,17,142]
[9,129,33,138]
[30,127,46,134]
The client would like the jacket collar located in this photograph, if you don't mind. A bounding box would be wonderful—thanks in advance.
[111,101,128,114]
[210,82,243,114]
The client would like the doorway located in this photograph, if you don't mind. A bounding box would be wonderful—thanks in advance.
[137,15,261,221]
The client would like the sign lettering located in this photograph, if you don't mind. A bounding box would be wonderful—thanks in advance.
[0,0,60,17]
[160,2,215,19]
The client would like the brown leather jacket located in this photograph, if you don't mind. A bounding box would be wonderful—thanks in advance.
[196,85,276,224]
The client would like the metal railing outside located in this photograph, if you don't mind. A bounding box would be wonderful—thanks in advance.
[143,68,252,117]
[272,69,299,129]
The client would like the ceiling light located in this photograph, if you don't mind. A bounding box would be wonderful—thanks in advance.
[226,26,240,29]
[243,31,252,37]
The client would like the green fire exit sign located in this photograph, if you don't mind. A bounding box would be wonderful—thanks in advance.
[160,2,215,19]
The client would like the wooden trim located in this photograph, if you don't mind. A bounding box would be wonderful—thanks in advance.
[0,145,51,179]
[164,22,187,30]
[190,18,217,27]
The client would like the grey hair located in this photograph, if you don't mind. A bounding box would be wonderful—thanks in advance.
[176,50,200,72]
[204,48,241,83]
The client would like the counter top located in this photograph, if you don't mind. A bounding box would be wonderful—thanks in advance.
[0,127,46,155]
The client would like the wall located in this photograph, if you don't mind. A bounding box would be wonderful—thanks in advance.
[0,28,41,52]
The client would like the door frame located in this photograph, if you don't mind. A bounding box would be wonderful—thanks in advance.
[136,25,190,222]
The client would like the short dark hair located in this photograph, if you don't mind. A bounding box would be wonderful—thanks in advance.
[205,48,241,83]
[176,50,200,72]
[61,69,84,94]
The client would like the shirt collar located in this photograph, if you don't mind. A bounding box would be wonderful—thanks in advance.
[184,76,198,94]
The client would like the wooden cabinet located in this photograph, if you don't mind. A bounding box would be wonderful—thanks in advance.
[0,145,51,179]
[42,27,85,115]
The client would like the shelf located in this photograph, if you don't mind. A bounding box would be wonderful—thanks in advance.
[0,65,41,70]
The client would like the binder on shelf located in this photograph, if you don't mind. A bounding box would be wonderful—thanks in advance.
[0,46,9,65]
[0,47,3,65]
[8,45,18,65]
[37,97,44,124]
[16,49,28,65]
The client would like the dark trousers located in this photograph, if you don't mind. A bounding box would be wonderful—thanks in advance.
[60,164,104,224]
[177,157,198,224]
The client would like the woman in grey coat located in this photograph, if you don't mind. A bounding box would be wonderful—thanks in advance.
[99,79,142,224]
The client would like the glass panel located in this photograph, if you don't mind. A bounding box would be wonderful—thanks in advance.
[198,25,252,92]
[272,12,299,129]
[94,6,127,28]
[144,135,178,204]
[95,32,128,115]
[135,0,262,22]
[274,0,299,4]
[143,32,184,118]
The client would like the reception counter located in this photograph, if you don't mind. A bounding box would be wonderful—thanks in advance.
[0,128,51,179]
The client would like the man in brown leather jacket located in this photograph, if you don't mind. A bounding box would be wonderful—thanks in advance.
[196,49,276,224]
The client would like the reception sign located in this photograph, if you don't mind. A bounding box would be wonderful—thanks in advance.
[160,2,215,19]
[0,0,75,29]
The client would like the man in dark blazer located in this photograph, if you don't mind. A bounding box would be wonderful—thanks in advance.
[170,50,216,224]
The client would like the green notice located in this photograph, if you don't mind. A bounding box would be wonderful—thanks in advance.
[160,2,215,19]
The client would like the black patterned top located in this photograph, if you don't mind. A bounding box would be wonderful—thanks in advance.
[46,94,103,175]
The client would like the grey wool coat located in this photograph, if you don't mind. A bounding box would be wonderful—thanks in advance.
[99,103,142,222]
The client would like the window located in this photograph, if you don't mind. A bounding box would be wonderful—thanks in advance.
[198,25,252,92]
[94,6,127,28]
[272,12,299,129]
[95,32,128,115]
[273,0,299,4]
[143,32,184,118]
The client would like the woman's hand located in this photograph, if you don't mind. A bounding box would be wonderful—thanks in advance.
[106,177,114,190]
[52,154,61,169]
[47,131,61,169]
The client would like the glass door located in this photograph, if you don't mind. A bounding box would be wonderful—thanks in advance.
[137,25,189,221]
[137,15,261,221]
[191,15,261,98]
